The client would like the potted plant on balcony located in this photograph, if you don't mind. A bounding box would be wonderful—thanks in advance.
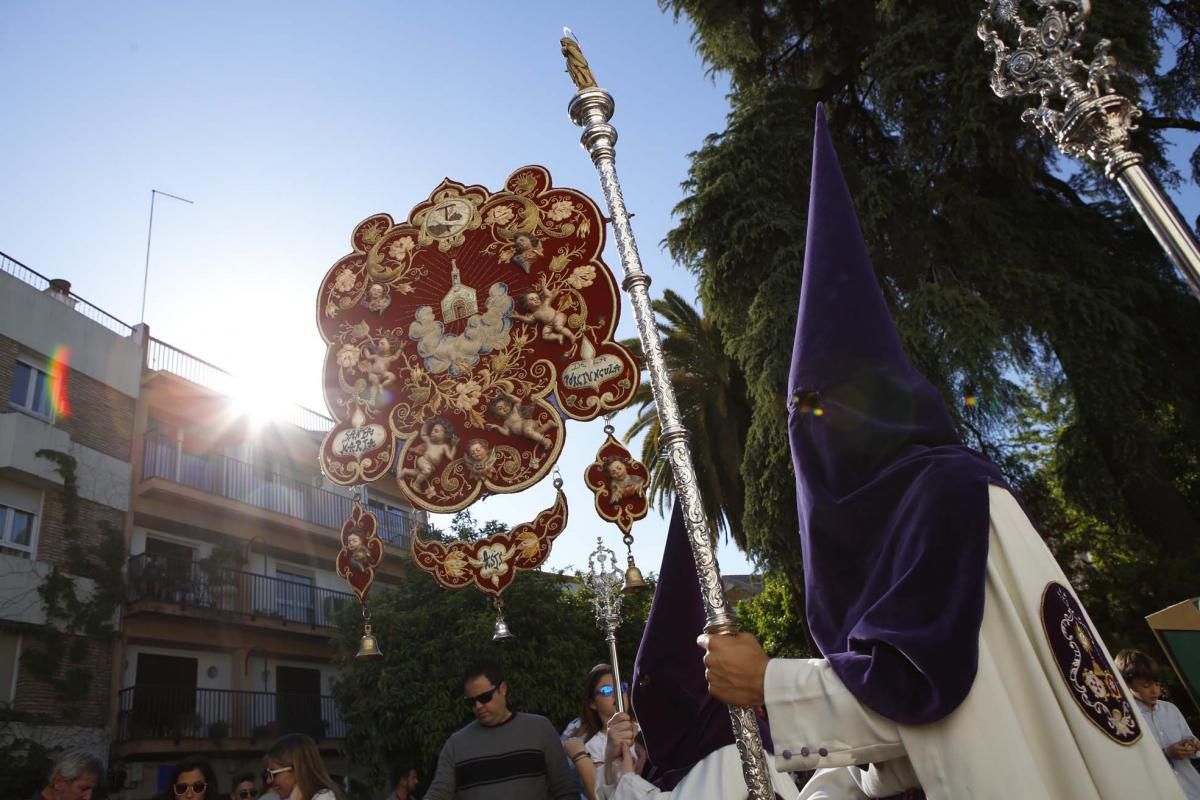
[208,720,230,744]
[200,540,243,609]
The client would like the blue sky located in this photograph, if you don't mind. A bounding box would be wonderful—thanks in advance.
[0,1,757,577]
[2,2,1197,583]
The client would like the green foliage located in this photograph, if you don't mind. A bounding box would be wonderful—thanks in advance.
[661,0,1200,655]
[0,728,53,799]
[621,290,754,548]
[20,450,126,710]
[330,552,653,787]
[736,573,814,659]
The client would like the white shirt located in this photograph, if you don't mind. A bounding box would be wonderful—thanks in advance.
[1136,697,1200,800]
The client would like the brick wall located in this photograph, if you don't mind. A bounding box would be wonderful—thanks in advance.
[0,333,136,463]
[12,632,115,728]
[36,489,125,565]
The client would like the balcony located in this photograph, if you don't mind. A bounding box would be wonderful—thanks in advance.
[115,686,347,749]
[127,553,356,630]
[140,433,415,550]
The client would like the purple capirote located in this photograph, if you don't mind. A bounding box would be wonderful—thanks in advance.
[788,105,1006,725]
[631,502,773,789]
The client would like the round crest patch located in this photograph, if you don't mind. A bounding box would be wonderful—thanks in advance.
[1040,581,1141,745]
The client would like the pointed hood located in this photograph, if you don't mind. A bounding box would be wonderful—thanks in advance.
[788,105,1005,724]
[632,503,765,788]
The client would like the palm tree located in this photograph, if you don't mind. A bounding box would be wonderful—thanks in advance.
[622,290,753,550]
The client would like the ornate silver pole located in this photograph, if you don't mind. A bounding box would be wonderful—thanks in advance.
[979,0,1200,298]
[560,34,773,800]
[585,538,627,715]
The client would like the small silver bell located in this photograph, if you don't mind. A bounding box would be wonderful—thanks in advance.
[492,613,514,640]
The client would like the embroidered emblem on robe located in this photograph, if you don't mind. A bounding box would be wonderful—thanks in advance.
[1041,582,1141,745]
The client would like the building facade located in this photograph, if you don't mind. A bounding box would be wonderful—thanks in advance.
[0,253,422,797]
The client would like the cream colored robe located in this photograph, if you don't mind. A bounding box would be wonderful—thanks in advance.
[767,485,1183,799]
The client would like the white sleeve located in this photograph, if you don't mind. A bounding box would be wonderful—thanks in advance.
[764,657,907,772]
[798,768,869,800]
[596,745,800,800]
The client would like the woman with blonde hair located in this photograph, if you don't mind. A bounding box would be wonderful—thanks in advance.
[263,734,343,800]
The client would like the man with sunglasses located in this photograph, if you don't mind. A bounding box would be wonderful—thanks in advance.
[423,659,577,800]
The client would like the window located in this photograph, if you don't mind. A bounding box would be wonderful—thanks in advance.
[368,499,416,547]
[0,504,36,558]
[9,360,53,419]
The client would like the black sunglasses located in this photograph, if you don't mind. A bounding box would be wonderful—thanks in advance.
[595,682,630,698]
[464,685,500,707]
[174,783,207,796]
[238,790,260,799]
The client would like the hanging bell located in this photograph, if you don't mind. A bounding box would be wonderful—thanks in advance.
[622,556,648,593]
[356,623,383,659]
[492,613,514,640]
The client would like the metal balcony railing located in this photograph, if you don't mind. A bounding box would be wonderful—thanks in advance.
[141,434,416,550]
[146,338,335,433]
[115,686,347,743]
[1,250,135,337]
[127,552,356,628]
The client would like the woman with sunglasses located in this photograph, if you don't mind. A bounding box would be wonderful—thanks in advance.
[229,772,259,800]
[562,664,638,800]
[263,734,343,800]
[166,757,219,800]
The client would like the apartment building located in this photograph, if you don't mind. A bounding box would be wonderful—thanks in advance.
[0,253,422,797]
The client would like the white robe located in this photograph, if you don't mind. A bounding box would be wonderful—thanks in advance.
[765,485,1184,800]
[596,745,800,800]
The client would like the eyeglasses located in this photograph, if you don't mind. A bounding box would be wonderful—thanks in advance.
[464,685,500,707]
[173,783,207,796]
[238,790,260,799]
[262,766,293,784]
[595,682,630,698]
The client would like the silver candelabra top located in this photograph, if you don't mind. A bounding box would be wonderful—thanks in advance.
[585,537,625,629]
[978,0,1142,178]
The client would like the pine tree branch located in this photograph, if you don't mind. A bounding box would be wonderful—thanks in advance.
[1140,116,1200,133]
[1035,169,1090,209]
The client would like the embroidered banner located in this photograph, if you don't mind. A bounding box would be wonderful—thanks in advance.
[1041,581,1141,745]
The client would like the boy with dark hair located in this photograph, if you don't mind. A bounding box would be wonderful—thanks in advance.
[1116,649,1200,799]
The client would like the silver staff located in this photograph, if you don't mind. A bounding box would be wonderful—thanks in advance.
[979,0,1200,297]
[561,33,774,800]
[585,538,628,714]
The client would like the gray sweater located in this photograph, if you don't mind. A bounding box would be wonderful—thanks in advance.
[423,712,578,800]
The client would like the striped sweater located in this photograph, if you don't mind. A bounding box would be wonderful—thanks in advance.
[424,712,578,800]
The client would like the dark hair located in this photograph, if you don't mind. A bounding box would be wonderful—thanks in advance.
[266,734,342,800]
[462,658,504,687]
[580,663,615,740]
[229,773,257,798]
[168,757,219,799]
[388,757,417,790]
[1115,649,1162,684]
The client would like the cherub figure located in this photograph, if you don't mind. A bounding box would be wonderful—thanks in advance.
[346,530,372,573]
[359,337,402,407]
[604,456,645,504]
[464,437,497,480]
[511,232,543,274]
[486,393,554,449]
[364,283,391,314]
[399,416,457,496]
[512,276,577,345]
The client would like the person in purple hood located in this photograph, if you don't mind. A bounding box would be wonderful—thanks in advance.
[699,106,1183,800]
[595,503,799,800]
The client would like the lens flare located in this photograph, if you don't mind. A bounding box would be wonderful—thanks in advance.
[48,345,71,418]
